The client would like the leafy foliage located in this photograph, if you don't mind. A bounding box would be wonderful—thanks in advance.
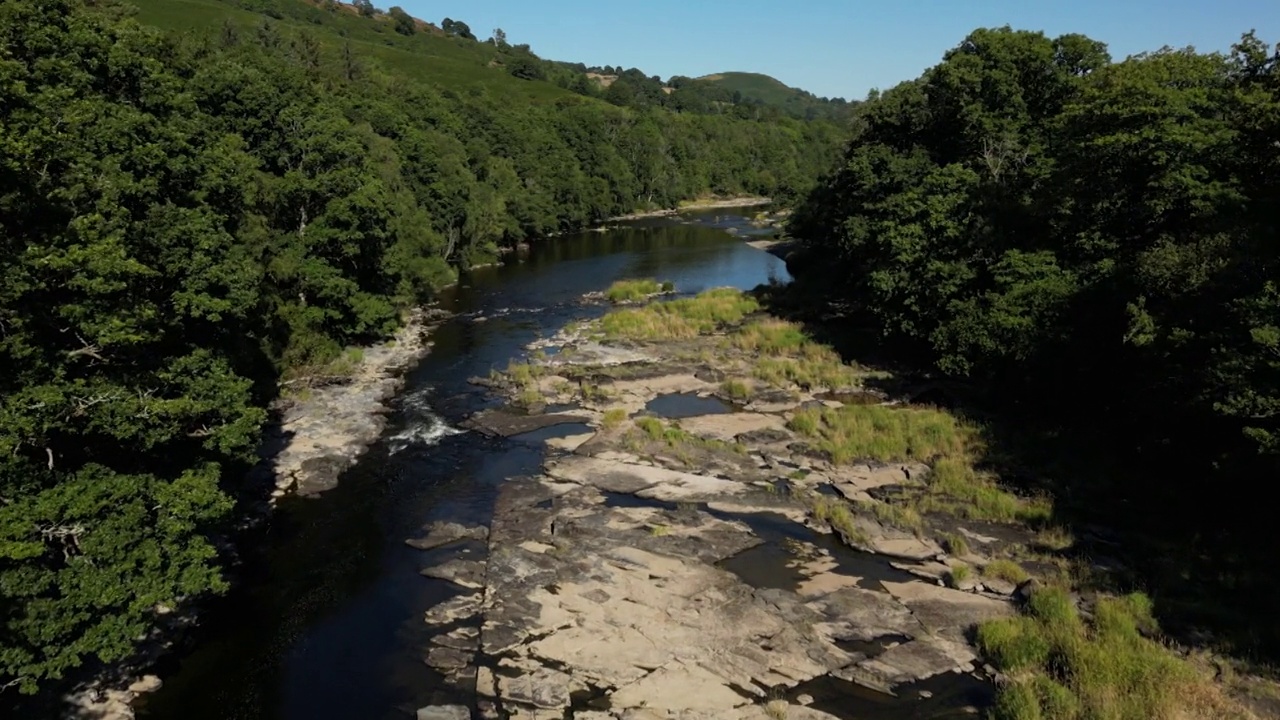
[790,26,1280,653]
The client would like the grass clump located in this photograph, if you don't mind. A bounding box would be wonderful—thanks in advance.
[947,564,973,588]
[920,458,1051,525]
[862,500,924,535]
[809,495,869,546]
[732,319,810,355]
[984,559,1031,584]
[978,587,1244,720]
[602,408,628,430]
[605,278,671,302]
[941,532,971,557]
[787,404,974,464]
[721,378,754,401]
[600,287,759,340]
[629,417,747,457]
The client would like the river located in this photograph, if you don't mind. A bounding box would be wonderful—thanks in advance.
[134,212,789,720]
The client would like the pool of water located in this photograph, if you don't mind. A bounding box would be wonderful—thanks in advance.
[644,392,731,419]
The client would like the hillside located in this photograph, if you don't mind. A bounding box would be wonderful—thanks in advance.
[129,0,576,101]
[695,71,852,119]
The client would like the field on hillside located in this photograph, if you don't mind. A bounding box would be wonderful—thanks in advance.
[130,0,575,101]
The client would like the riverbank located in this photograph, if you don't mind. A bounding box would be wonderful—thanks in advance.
[64,307,452,720]
[254,306,452,501]
[609,195,772,221]
[409,283,1262,719]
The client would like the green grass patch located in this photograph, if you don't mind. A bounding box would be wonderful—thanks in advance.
[861,500,924,535]
[947,564,972,588]
[599,288,759,341]
[919,458,1051,525]
[604,278,673,302]
[629,417,747,457]
[601,408,628,430]
[732,319,810,355]
[787,404,974,464]
[721,378,754,401]
[941,532,971,557]
[978,587,1241,720]
[984,559,1031,584]
[809,495,869,546]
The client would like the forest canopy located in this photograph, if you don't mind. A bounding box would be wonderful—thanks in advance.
[789,26,1280,653]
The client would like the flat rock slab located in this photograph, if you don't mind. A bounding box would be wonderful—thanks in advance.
[610,373,715,399]
[549,342,654,367]
[464,410,590,437]
[424,593,482,625]
[881,580,1012,644]
[676,412,787,442]
[416,707,470,720]
[546,455,749,500]
[829,462,929,492]
[608,663,753,712]
[420,559,487,589]
[546,432,595,451]
[844,636,977,689]
[406,521,489,550]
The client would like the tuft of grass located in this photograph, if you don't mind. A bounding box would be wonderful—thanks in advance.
[941,532,971,557]
[516,386,544,408]
[1035,525,1075,551]
[629,417,747,458]
[920,457,1051,525]
[648,523,670,537]
[861,500,924,535]
[753,353,860,391]
[732,319,810,355]
[602,408,628,430]
[977,587,1246,720]
[764,699,789,720]
[605,278,670,303]
[809,495,870,546]
[983,559,1031,584]
[720,378,754,401]
[947,564,972,588]
[599,287,759,340]
[787,404,974,465]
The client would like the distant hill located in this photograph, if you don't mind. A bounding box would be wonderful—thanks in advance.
[693,72,851,120]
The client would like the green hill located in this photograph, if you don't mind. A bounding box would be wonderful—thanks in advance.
[130,0,575,101]
[694,71,851,120]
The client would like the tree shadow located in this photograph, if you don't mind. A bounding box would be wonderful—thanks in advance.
[754,278,1280,669]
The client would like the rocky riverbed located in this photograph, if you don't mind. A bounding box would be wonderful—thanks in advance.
[409,289,1056,719]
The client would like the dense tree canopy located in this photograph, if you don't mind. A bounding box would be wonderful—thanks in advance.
[790,26,1280,652]
[0,0,842,694]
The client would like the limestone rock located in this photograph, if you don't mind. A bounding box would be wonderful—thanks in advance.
[416,706,471,720]
[424,593,482,625]
[406,521,488,550]
[420,559,487,589]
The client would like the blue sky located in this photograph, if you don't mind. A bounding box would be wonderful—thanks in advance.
[396,1,1278,100]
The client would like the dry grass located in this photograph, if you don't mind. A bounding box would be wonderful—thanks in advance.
[720,378,754,401]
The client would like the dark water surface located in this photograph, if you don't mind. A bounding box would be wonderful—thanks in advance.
[134,212,789,720]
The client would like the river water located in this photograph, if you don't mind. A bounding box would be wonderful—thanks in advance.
[134,212,788,720]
